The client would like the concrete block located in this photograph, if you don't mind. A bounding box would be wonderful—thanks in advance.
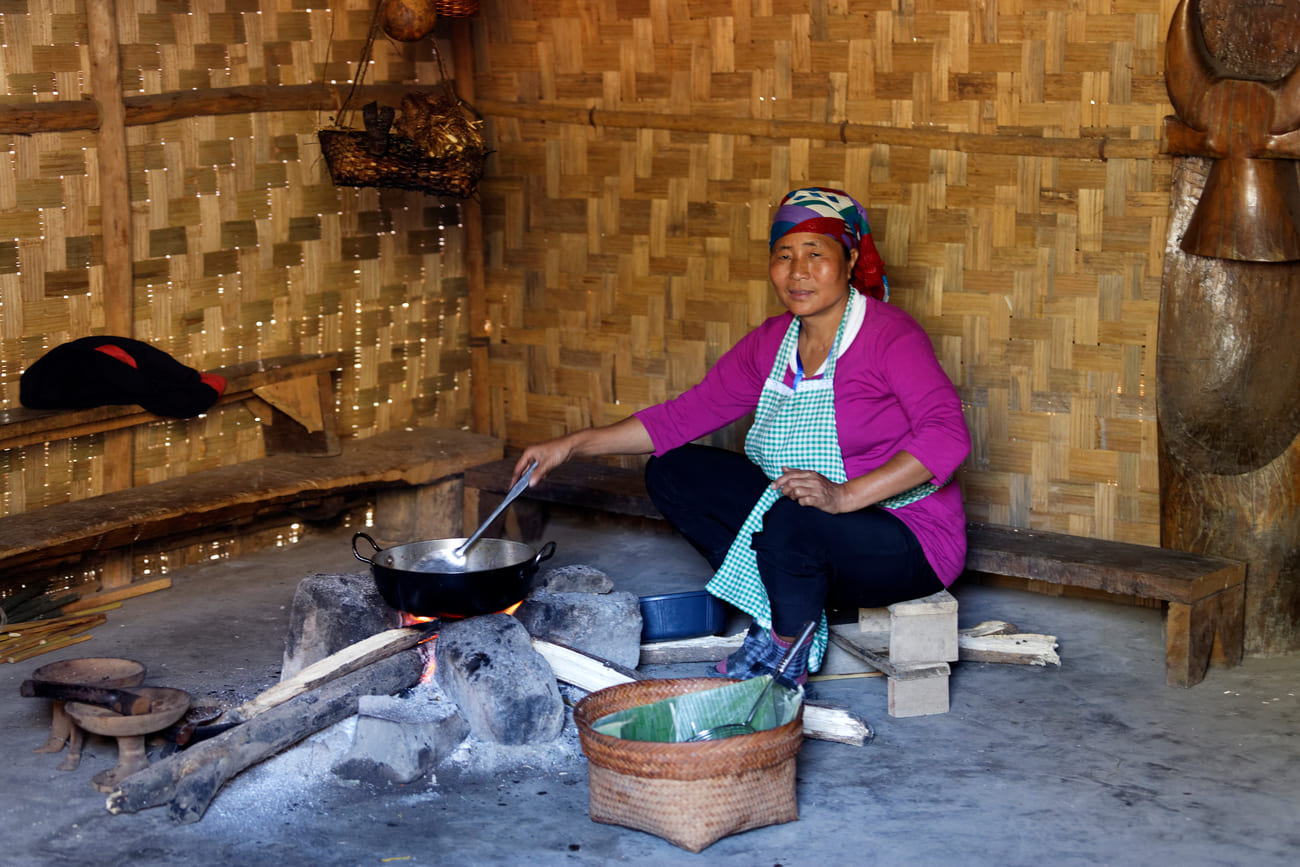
[887,673,950,717]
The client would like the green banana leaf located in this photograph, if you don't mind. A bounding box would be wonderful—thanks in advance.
[591,676,803,742]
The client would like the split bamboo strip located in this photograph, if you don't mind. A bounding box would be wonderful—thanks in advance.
[473,101,1163,161]
[0,626,106,660]
[1,613,107,640]
[55,602,124,617]
[61,579,172,613]
[5,631,95,665]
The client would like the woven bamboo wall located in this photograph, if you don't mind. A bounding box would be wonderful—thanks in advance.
[0,0,472,519]
[470,0,1174,545]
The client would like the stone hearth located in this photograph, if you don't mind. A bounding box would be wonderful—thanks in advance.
[278,565,643,785]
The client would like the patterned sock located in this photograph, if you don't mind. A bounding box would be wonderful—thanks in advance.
[709,621,772,678]
[768,628,814,687]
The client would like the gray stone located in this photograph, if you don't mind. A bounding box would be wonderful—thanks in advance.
[332,694,470,785]
[532,564,615,595]
[433,613,564,745]
[513,589,642,669]
[281,573,398,679]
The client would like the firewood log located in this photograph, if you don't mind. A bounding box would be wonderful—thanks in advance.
[224,625,434,722]
[106,649,423,823]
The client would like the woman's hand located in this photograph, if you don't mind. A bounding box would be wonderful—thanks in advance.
[513,437,576,487]
[771,467,854,514]
[774,452,936,514]
[511,417,656,487]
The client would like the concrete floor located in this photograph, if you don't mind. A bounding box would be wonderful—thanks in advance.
[2,509,1298,867]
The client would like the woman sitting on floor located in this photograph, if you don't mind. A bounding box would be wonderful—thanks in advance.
[512,187,972,686]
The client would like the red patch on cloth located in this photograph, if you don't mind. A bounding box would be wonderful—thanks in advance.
[94,344,138,368]
[199,372,227,396]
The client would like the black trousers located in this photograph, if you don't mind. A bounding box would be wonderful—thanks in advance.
[644,444,943,636]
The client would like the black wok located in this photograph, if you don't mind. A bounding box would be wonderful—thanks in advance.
[353,532,556,617]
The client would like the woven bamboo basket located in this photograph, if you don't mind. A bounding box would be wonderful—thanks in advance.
[318,129,485,197]
[573,678,804,852]
[434,0,479,16]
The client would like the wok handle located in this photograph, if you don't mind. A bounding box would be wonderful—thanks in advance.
[533,540,557,566]
[352,532,382,564]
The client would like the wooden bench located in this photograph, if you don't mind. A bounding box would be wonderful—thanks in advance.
[1,350,504,595]
[0,426,503,576]
[464,459,1247,688]
[964,522,1245,688]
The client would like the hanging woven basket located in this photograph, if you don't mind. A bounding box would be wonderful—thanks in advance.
[434,0,480,17]
[320,87,488,198]
[319,4,488,198]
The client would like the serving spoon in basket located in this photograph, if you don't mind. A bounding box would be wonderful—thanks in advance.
[453,460,536,559]
[687,619,817,742]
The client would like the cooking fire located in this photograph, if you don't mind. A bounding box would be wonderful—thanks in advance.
[23,562,647,823]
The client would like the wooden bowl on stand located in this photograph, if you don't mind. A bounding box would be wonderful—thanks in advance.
[28,657,146,770]
[64,687,191,792]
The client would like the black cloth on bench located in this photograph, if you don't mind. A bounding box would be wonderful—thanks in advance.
[20,336,226,419]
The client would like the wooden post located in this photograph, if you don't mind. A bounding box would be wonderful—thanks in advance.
[1157,1,1300,655]
[1158,160,1300,655]
[87,0,136,589]
[87,0,133,350]
[451,18,491,436]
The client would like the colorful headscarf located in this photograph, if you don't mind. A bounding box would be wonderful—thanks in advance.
[769,187,889,301]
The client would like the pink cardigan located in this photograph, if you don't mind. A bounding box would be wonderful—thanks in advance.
[636,296,972,585]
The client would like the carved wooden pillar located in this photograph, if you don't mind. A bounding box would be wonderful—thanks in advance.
[1159,0,1300,655]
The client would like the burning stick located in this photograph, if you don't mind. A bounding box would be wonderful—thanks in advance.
[224,624,437,722]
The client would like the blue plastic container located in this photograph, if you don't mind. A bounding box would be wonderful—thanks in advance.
[638,590,727,642]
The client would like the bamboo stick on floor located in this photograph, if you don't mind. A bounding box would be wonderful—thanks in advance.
[2,613,107,639]
[4,631,95,663]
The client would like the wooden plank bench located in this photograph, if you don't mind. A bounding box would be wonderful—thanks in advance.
[463,459,1247,688]
[0,427,503,581]
[964,522,1245,688]
[2,350,502,590]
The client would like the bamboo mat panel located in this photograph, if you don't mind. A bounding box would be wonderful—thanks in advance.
[472,0,1172,545]
[0,1,472,525]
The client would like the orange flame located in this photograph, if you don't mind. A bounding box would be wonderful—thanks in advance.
[400,601,524,685]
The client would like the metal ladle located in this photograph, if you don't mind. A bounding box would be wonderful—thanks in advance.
[687,619,816,742]
[453,461,536,559]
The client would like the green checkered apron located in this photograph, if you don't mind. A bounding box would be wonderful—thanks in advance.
[705,291,941,670]
[704,294,856,669]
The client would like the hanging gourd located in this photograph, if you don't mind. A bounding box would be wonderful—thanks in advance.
[378,0,439,42]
